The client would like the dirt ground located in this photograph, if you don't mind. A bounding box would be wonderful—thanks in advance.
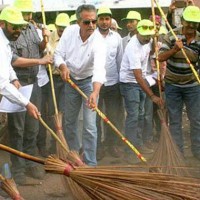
[0,110,200,200]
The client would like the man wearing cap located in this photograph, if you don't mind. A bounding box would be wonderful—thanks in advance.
[38,13,70,155]
[158,6,200,160]
[96,7,124,160]
[0,5,41,183]
[111,18,122,33]
[69,13,77,25]
[54,4,106,166]
[120,19,163,164]
[121,10,141,50]
[6,0,52,184]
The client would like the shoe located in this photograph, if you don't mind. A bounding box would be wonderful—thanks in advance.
[108,146,122,158]
[97,148,105,161]
[13,172,26,185]
[137,145,154,154]
[38,148,48,157]
[26,166,45,179]
[123,153,140,164]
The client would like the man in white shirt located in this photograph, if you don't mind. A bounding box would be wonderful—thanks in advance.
[0,6,39,119]
[96,7,124,160]
[120,19,163,164]
[121,11,141,50]
[54,4,106,166]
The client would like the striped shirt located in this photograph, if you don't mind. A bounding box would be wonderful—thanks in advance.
[159,27,200,87]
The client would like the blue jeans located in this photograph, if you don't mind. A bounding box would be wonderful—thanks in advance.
[8,82,40,174]
[64,77,97,166]
[120,83,146,149]
[165,83,200,155]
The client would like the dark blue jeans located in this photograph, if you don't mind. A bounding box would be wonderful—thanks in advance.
[165,83,200,156]
[8,82,40,174]
[120,82,146,149]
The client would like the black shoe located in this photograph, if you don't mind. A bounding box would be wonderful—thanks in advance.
[26,166,45,179]
[13,172,26,185]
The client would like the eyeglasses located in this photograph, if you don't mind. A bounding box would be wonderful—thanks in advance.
[138,25,154,30]
[82,19,97,25]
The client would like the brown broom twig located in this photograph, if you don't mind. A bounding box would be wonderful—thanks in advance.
[0,174,24,200]
[150,109,190,176]
[1,144,200,200]
[66,78,147,163]
[154,0,200,84]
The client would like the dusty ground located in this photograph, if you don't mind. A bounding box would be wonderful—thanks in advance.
[0,110,200,200]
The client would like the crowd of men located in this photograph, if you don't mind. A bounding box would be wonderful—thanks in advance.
[0,0,200,186]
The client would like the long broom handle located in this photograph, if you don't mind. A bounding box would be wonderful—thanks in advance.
[40,0,58,115]
[154,0,200,84]
[151,0,162,98]
[67,78,147,163]
[38,116,68,153]
[0,144,45,165]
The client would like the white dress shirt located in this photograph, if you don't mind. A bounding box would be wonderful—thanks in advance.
[120,35,152,83]
[0,28,29,106]
[54,24,106,84]
[97,28,123,86]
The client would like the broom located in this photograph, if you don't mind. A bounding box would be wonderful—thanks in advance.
[66,78,147,164]
[1,144,200,200]
[0,174,24,200]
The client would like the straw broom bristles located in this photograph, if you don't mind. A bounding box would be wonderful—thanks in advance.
[0,174,24,200]
[45,155,200,200]
[150,109,190,176]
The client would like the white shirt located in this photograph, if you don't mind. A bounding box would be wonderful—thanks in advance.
[97,28,123,86]
[122,33,132,51]
[54,24,106,84]
[120,35,152,83]
[0,28,29,106]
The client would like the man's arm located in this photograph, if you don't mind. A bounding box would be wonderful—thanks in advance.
[134,69,164,107]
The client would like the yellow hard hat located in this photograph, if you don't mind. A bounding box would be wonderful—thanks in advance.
[47,24,56,32]
[69,14,77,24]
[121,11,141,21]
[13,0,34,13]
[97,7,112,16]
[182,6,200,23]
[137,19,155,36]
[55,13,70,27]
[0,5,28,24]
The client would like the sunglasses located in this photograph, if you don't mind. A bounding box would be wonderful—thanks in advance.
[138,25,154,30]
[82,19,97,25]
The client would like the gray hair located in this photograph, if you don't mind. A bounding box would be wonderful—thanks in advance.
[76,4,96,21]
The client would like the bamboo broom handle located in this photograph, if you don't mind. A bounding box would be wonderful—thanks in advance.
[0,144,45,165]
[40,0,58,115]
[151,0,162,98]
[154,0,200,83]
[67,78,147,163]
[38,116,68,153]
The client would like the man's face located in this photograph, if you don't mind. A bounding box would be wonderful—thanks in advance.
[3,22,24,41]
[137,33,152,45]
[56,25,65,37]
[182,20,199,34]
[125,19,139,33]
[97,15,111,32]
[78,10,97,38]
